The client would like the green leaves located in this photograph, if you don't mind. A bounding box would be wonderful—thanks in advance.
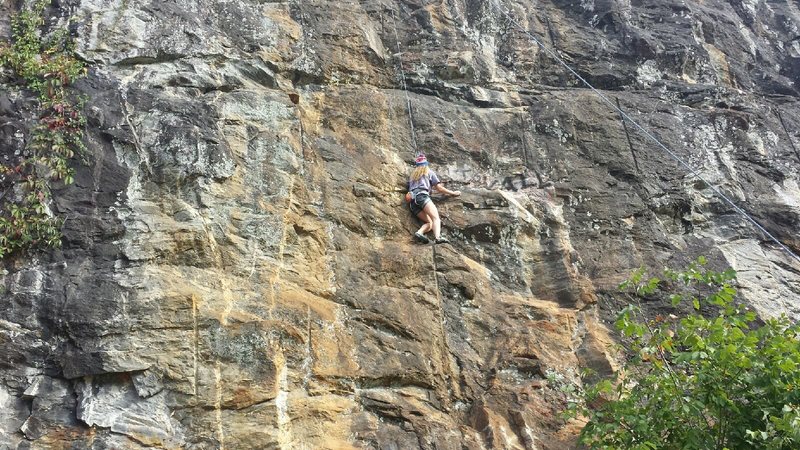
[575,258,800,449]
[0,1,85,259]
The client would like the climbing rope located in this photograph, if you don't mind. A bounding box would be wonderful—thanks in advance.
[490,0,800,265]
[388,2,421,156]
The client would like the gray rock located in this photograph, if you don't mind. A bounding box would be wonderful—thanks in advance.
[19,376,77,440]
[77,375,178,447]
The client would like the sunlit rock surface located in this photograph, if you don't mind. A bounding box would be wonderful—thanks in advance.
[1,0,798,448]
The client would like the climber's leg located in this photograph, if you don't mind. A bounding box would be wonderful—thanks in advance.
[417,218,433,235]
[420,201,442,240]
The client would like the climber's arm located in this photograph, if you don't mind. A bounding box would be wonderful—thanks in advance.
[434,183,461,197]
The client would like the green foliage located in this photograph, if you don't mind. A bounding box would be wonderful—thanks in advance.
[570,257,800,449]
[0,0,86,258]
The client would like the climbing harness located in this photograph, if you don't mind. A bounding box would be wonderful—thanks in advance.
[489,0,800,266]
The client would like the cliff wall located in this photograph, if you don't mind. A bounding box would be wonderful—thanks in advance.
[1,0,799,448]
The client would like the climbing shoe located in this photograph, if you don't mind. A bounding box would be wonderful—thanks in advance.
[414,232,430,244]
[434,237,450,244]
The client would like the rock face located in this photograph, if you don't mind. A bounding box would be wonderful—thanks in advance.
[1,0,799,448]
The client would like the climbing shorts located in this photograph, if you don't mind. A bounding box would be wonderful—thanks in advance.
[409,191,431,216]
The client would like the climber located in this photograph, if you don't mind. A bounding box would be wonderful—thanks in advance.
[407,154,461,244]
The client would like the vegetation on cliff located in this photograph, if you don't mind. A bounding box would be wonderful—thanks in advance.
[0,0,85,258]
[572,258,800,449]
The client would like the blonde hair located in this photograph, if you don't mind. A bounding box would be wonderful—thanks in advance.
[410,165,429,181]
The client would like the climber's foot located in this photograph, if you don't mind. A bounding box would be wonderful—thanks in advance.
[434,237,450,244]
[414,232,431,244]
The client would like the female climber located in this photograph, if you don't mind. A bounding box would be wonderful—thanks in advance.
[407,154,461,244]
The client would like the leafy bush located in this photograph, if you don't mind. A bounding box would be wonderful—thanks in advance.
[571,257,800,449]
[0,0,86,257]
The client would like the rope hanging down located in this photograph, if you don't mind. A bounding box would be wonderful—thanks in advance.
[490,0,800,265]
[388,3,421,156]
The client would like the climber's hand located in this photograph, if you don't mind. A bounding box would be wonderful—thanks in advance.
[451,190,461,197]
